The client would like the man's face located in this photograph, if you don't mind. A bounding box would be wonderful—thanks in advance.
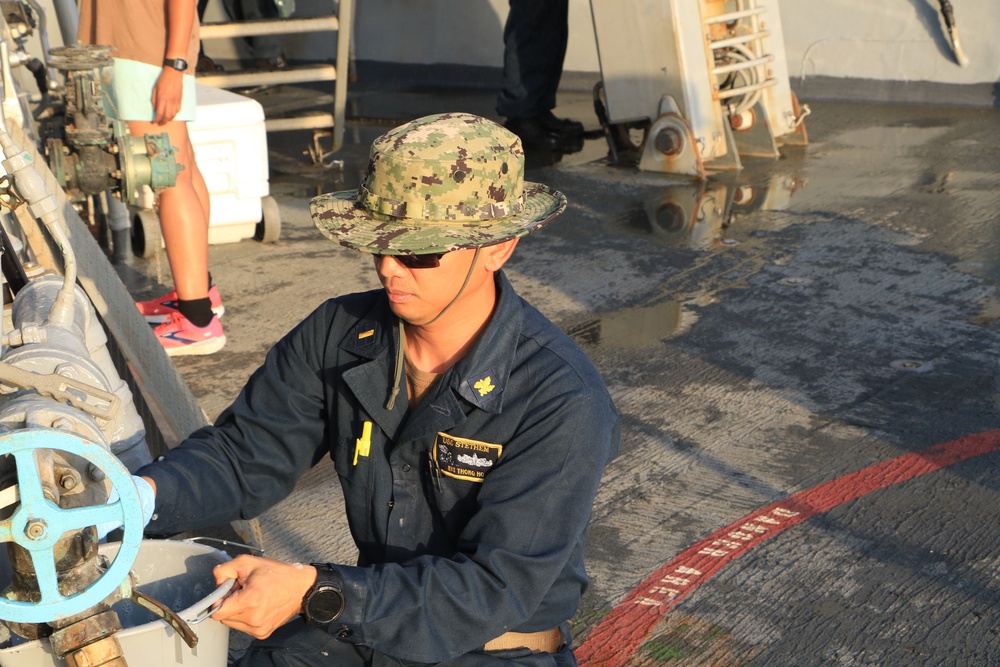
[372,248,492,326]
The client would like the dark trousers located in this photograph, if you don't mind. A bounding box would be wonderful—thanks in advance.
[230,619,368,666]
[222,0,282,59]
[231,618,577,666]
[495,0,570,120]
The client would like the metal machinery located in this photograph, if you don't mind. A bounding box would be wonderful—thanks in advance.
[0,3,215,665]
[2,1,180,261]
[0,123,187,667]
[40,43,179,261]
[590,0,809,177]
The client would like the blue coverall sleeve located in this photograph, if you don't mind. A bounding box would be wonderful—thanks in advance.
[140,303,336,535]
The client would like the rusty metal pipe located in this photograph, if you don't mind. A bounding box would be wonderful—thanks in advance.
[65,636,128,667]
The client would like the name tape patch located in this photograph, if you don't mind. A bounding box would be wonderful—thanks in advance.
[434,433,503,483]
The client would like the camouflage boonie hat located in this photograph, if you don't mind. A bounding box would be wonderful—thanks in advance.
[309,112,567,255]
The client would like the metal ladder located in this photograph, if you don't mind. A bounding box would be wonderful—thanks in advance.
[705,1,777,118]
[197,0,353,155]
[590,0,806,175]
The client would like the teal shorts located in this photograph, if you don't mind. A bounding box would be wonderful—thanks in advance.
[104,58,197,122]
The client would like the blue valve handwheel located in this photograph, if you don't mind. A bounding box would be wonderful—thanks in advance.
[0,429,143,624]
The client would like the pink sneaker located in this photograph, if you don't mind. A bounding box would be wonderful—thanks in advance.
[154,313,226,356]
[137,285,225,324]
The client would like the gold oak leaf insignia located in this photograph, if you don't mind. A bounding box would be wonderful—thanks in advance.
[474,377,495,397]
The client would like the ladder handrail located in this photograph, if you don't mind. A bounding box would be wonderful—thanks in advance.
[713,53,774,76]
[704,7,767,24]
[199,16,339,39]
[710,30,770,50]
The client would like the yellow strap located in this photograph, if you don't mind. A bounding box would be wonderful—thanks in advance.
[353,421,372,465]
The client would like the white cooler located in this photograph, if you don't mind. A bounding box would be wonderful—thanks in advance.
[131,83,280,256]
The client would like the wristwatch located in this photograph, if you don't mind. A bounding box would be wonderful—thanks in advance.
[302,564,345,627]
[162,57,188,72]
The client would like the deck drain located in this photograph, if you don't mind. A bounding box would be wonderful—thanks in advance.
[891,359,933,373]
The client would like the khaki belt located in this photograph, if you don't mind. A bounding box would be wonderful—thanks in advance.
[484,627,564,653]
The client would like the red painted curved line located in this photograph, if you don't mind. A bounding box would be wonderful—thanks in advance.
[576,429,1000,667]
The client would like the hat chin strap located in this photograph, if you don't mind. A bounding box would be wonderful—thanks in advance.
[422,246,482,327]
[385,247,482,410]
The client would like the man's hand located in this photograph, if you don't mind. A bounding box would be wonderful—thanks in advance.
[211,555,319,639]
[151,67,184,125]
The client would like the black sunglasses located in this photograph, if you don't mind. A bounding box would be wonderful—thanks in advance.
[377,252,447,269]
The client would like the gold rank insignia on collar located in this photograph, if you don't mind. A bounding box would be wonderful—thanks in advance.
[466,369,502,407]
[350,320,378,350]
[474,376,495,396]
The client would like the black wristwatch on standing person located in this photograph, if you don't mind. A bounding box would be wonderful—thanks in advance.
[302,564,345,627]
[163,57,188,72]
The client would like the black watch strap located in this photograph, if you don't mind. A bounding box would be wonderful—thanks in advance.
[302,564,345,627]
[163,57,188,71]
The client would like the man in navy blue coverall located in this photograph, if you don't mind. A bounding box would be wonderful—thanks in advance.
[136,112,620,666]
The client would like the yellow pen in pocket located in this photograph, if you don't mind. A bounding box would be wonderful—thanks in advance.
[353,421,372,465]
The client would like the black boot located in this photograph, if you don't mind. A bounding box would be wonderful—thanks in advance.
[537,110,585,137]
[504,116,560,150]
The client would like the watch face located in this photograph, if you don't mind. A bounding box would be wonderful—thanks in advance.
[307,585,345,625]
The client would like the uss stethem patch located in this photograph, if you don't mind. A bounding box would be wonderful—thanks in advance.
[434,433,503,482]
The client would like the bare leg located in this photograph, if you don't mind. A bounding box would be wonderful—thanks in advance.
[127,119,210,301]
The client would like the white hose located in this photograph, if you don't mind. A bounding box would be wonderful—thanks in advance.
[717,43,764,116]
[0,128,78,329]
[714,0,765,116]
